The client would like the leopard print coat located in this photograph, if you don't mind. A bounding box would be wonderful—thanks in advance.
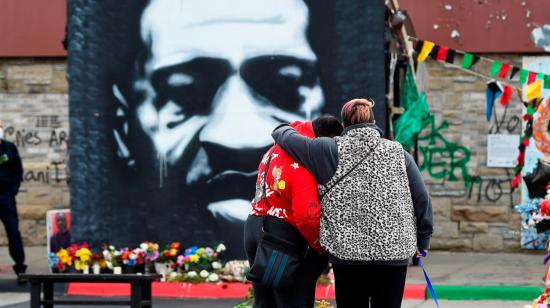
[318,127,417,261]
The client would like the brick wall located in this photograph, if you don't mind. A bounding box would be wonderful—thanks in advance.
[0,56,525,251]
[0,58,69,246]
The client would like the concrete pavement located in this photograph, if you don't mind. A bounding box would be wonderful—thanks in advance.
[0,246,546,307]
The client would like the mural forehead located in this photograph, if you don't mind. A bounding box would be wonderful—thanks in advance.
[142,0,314,69]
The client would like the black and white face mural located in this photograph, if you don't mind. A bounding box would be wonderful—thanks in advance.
[114,0,324,219]
[69,0,385,258]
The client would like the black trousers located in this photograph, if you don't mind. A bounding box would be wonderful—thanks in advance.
[244,215,328,308]
[332,263,407,308]
[0,195,26,273]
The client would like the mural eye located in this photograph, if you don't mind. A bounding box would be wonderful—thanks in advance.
[167,73,194,87]
[151,58,232,115]
[241,56,319,113]
[279,65,303,79]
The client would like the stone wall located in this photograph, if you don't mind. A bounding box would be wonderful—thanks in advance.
[418,54,524,252]
[0,56,527,251]
[0,58,69,246]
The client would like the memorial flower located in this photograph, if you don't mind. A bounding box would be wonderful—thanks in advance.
[74,247,93,271]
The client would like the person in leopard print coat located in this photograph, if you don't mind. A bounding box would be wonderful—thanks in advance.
[271,98,433,308]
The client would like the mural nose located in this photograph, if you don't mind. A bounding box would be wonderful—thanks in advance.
[199,76,278,150]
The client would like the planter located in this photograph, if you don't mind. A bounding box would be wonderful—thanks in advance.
[82,264,90,274]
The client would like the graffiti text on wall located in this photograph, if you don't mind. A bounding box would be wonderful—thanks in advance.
[23,161,68,184]
[4,126,68,148]
[418,115,473,186]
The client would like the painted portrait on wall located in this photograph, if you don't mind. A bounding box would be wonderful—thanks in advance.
[68,0,385,258]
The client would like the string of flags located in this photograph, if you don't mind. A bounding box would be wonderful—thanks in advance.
[413,38,550,92]
[512,98,543,188]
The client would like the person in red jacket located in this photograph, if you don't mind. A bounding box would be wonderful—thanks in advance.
[244,115,343,308]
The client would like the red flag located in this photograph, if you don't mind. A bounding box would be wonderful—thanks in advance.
[436,46,449,62]
[497,63,511,78]
[511,173,522,188]
[528,71,537,84]
[500,85,513,106]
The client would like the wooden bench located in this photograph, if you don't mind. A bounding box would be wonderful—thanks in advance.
[20,273,162,308]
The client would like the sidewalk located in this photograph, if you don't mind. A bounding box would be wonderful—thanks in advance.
[0,246,546,306]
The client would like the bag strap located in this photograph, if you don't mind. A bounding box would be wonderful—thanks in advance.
[320,140,380,201]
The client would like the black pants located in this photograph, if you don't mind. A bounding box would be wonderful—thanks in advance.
[244,215,328,308]
[332,263,407,308]
[0,195,26,273]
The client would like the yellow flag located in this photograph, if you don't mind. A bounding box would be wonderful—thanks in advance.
[417,41,435,62]
[526,79,542,101]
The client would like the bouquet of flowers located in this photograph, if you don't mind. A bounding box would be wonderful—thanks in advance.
[74,245,93,272]
[121,248,145,269]
[53,248,73,272]
[102,245,122,270]
[156,242,180,264]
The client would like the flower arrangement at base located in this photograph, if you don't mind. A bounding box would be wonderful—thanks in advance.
[48,241,240,281]
[140,242,160,273]
[121,248,146,273]
[75,245,93,273]
[219,260,250,282]
[532,287,550,307]
[103,245,122,273]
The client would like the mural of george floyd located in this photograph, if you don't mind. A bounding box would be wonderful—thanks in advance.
[68,0,386,259]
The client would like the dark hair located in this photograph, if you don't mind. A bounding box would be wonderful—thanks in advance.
[340,98,375,127]
[312,114,343,138]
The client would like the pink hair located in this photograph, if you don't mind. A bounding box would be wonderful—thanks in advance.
[341,98,375,127]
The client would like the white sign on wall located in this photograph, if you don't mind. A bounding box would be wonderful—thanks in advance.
[487,134,520,167]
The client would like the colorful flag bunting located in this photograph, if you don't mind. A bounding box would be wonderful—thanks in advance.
[489,61,502,77]
[498,63,510,79]
[510,66,520,80]
[486,81,502,122]
[526,80,542,101]
[417,41,434,62]
[436,46,449,62]
[430,45,440,60]
[537,72,545,80]
[461,53,474,69]
[528,71,537,84]
[519,69,529,84]
[500,85,513,106]
[414,40,424,53]
[445,49,456,63]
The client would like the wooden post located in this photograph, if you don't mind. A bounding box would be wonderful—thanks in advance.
[389,0,420,92]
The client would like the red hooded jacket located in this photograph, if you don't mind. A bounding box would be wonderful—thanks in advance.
[250,121,322,253]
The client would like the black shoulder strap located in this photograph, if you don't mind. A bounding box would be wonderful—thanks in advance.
[320,141,380,201]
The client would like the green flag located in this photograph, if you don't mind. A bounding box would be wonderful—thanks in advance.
[394,67,431,150]
[400,66,419,110]
[537,72,544,80]
[489,61,502,77]
[519,69,529,84]
[462,53,474,69]
[545,75,550,90]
